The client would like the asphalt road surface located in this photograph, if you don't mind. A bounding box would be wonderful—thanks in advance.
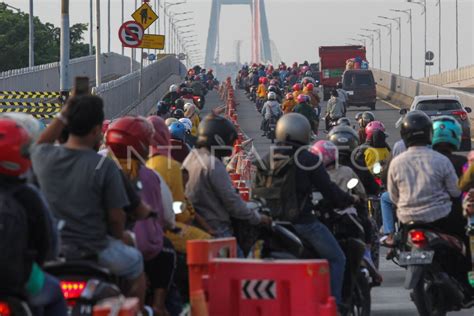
[203,88,474,315]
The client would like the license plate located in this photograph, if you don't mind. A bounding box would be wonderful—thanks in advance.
[399,251,434,266]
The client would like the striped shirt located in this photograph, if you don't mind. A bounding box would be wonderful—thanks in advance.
[388,146,461,223]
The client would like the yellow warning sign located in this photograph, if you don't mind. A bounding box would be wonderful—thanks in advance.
[132,3,158,31]
[138,34,165,50]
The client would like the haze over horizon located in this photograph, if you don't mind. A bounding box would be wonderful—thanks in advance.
[4,0,474,79]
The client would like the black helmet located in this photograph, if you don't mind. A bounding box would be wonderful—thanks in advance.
[175,98,185,110]
[337,117,351,127]
[172,109,185,119]
[400,110,432,147]
[361,111,375,127]
[328,125,359,153]
[268,85,277,93]
[197,114,238,158]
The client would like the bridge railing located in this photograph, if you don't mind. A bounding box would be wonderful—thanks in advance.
[95,55,186,119]
[0,52,138,91]
[420,65,474,87]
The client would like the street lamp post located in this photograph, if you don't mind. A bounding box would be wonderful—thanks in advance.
[380,15,401,75]
[60,0,70,95]
[349,38,366,47]
[455,0,459,68]
[391,9,413,78]
[162,2,186,53]
[374,23,392,72]
[436,0,441,73]
[358,33,374,66]
[362,28,381,69]
[121,0,124,55]
[95,0,101,87]
[407,0,427,77]
[29,0,34,67]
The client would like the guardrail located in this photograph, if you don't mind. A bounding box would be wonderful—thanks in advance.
[0,53,138,92]
[95,56,186,119]
[372,68,474,110]
[420,64,474,87]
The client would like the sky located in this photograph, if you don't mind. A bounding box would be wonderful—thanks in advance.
[4,0,474,79]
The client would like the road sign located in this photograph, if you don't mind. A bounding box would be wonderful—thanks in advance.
[425,51,435,61]
[241,279,276,300]
[118,21,144,48]
[425,61,434,66]
[132,3,158,31]
[138,34,165,50]
[142,52,148,60]
[148,53,156,61]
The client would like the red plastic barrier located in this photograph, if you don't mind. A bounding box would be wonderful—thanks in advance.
[207,259,337,316]
[186,238,238,296]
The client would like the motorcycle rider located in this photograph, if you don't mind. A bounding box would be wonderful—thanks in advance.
[362,121,390,173]
[387,111,461,236]
[261,92,282,137]
[0,117,67,316]
[293,94,318,134]
[183,114,272,241]
[31,95,147,307]
[184,103,200,137]
[292,83,303,100]
[281,93,296,114]
[325,89,345,132]
[336,82,348,114]
[156,101,171,119]
[162,84,180,106]
[178,117,196,148]
[168,122,191,164]
[357,112,375,144]
[258,113,357,308]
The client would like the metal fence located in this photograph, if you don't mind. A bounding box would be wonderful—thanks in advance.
[95,56,186,118]
[0,53,138,91]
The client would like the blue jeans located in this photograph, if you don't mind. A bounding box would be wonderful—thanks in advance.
[98,237,144,280]
[29,273,68,316]
[294,220,346,305]
[381,191,396,235]
[214,226,244,258]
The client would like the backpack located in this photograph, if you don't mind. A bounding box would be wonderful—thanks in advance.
[252,154,304,221]
[0,186,32,295]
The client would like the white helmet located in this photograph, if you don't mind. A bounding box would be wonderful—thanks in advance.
[184,102,195,112]
[179,118,193,132]
[267,91,277,100]
[165,117,178,126]
[169,84,178,93]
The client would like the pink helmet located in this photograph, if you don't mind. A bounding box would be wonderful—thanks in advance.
[296,94,309,104]
[310,140,338,167]
[365,121,386,140]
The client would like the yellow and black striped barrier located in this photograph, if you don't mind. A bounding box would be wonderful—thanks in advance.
[0,107,60,114]
[0,102,61,108]
[0,91,60,99]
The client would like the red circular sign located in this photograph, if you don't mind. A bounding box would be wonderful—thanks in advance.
[118,21,144,48]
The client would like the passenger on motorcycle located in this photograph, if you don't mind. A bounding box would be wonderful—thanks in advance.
[168,122,191,164]
[387,111,461,232]
[292,83,303,100]
[184,103,200,137]
[156,101,171,119]
[357,111,375,144]
[106,116,177,315]
[281,93,297,114]
[363,121,390,173]
[264,113,357,307]
[0,117,67,316]
[183,115,271,242]
[179,117,196,148]
[261,92,282,137]
[162,84,180,106]
[293,94,318,134]
[31,95,147,307]
[325,89,345,132]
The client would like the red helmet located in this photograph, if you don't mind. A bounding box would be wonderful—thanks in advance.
[102,119,111,135]
[365,121,386,140]
[310,140,338,167]
[261,77,269,84]
[0,118,32,177]
[285,93,294,100]
[293,83,302,91]
[258,77,264,84]
[297,94,309,104]
[106,116,154,159]
[306,83,314,91]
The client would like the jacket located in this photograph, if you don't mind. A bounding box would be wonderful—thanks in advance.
[257,84,267,98]
[282,99,297,114]
[293,102,316,127]
[326,96,345,118]
[262,101,282,120]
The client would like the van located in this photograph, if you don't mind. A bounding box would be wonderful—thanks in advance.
[342,69,377,110]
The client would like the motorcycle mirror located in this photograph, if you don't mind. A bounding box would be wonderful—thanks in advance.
[373,162,382,175]
[347,178,359,190]
[172,201,184,215]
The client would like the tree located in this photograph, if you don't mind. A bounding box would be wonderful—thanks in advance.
[0,4,92,72]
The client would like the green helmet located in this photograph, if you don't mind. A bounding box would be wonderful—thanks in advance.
[432,115,462,150]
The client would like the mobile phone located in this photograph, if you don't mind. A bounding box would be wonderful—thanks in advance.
[73,77,90,96]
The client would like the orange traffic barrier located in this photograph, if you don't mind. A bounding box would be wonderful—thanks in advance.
[93,297,140,316]
[187,238,238,297]
[207,259,337,316]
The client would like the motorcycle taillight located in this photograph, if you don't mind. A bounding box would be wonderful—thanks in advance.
[409,230,427,247]
[60,281,86,300]
[0,302,11,316]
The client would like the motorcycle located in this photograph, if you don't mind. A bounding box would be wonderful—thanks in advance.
[0,296,32,316]
[248,179,374,316]
[266,117,277,144]
[393,222,474,315]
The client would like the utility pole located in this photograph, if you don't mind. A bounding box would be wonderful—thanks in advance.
[60,0,70,95]
[436,0,441,73]
[29,0,34,67]
[380,15,402,75]
[407,0,427,77]
[455,0,459,69]
[89,0,93,55]
[107,0,111,53]
[95,0,102,87]
[359,33,374,67]
[374,23,392,73]
[121,0,124,55]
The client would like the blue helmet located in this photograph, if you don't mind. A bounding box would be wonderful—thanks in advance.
[156,101,170,115]
[432,115,462,150]
[169,122,186,141]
